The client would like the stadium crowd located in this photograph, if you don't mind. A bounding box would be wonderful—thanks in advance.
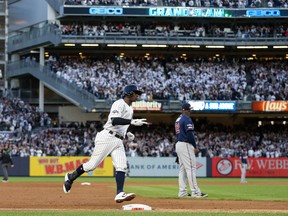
[64,0,288,8]
[46,57,288,102]
[0,97,51,135]
[0,98,287,158]
[61,23,288,38]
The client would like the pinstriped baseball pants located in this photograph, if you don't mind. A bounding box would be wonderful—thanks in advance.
[83,130,127,173]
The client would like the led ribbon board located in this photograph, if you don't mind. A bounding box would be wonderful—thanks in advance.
[63,7,286,17]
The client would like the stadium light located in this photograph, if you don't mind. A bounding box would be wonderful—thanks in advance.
[81,44,99,47]
[205,46,225,49]
[142,45,167,48]
[237,46,268,49]
[107,44,137,47]
[64,44,75,46]
[177,45,200,48]
[273,46,288,49]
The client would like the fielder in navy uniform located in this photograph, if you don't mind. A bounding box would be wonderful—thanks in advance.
[240,149,248,183]
[63,84,148,203]
[175,103,208,198]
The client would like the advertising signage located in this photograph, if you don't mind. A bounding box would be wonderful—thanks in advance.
[127,157,207,177]
[148,7,225,17]
[189,101,236,111]
[30,157,114,177]
[63,6,288,18]
[212,158,288,177]
[132,100,162,111]
[252,101,288,112]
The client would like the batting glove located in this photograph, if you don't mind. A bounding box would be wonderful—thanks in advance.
[126,132,135,141]
[131,118,148,126]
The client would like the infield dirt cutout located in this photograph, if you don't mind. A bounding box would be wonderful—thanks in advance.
[0,181,287,213]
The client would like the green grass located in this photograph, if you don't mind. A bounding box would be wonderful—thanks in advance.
[126,184,288,201]
[7,177,288,201]
[2,177,287,216]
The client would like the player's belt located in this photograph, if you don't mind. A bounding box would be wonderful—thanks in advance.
[108,130,124,140]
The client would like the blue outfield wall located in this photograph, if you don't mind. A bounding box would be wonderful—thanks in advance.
[0,157,29,176]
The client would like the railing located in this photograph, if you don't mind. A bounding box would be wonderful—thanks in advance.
[8,19,288,54]
[8,23,61,53]
[61,34,288,46]
[0,2,5,13]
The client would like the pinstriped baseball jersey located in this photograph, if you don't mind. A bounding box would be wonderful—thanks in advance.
[103,98,133,137]
[83,98,133,173]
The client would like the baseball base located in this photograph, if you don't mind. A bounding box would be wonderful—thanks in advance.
[122,204,152,211]
[81,182,91,186]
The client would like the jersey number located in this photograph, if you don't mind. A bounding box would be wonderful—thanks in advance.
[175,122,180,134]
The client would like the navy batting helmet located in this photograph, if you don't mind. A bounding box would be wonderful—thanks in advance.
[123,84,142,97]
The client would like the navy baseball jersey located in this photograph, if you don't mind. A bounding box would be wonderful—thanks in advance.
[240,153,248,164]
[175,114,196,147]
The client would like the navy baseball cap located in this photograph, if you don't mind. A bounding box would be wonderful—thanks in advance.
[182,103,191,111]
[123,84,142,96]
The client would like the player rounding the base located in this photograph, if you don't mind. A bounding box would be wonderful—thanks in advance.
[63,84,148,203]
[175,103,208,198]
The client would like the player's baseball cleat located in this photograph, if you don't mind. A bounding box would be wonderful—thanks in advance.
[178,193,191,198]
[114,192,136,203]
[63,173,73,194]
[192,192,208,198]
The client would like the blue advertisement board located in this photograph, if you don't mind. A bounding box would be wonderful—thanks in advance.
[189,101,236,111]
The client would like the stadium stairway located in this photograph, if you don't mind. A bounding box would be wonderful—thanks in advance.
[6,60,98,112]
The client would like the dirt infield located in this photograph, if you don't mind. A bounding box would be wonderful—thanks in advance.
[0,181,287,213]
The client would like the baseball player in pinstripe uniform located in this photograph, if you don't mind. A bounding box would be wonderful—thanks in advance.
[63,84,148,203]
[175,103,208,198]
